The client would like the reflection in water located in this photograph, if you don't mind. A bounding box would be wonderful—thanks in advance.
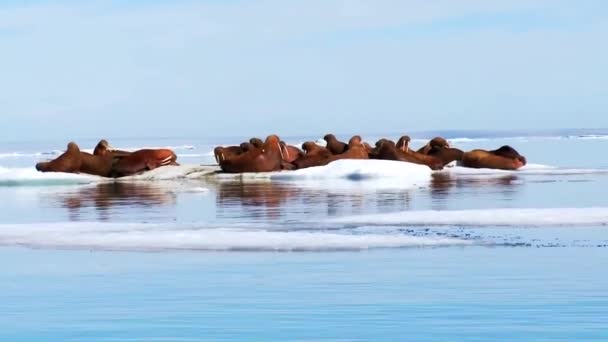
[213,181,391,221]
[210,174,524,222]
[39,174,524,223]
[213,182,301,220]
[430,173,522,210]
[51,182,177,221]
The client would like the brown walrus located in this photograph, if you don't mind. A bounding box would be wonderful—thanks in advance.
[417,137,450,155]
[219,135,284,173]
[324,134,348,155]
[93,140,132,158]
[396,136,444,170]
[461,146,527,170]
[428,146,464,166]
[249,138,264,149]
[36,142,82,173]
[279,141,304,164]
[368,139,394,159]
[292,142,332,169]
[111,149,179,177]
[93,140,180,177]
[374,139,441,170]
[325,136,369,163]
[374,140,419,163]
[214,145,244,165]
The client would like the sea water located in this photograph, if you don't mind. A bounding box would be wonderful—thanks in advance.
[0,130,607,341]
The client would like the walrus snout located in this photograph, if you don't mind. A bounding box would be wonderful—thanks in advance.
[518,156,527,166]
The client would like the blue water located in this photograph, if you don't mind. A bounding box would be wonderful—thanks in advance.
[1,130,608,341]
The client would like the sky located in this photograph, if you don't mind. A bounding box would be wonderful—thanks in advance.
[1,0,607,141]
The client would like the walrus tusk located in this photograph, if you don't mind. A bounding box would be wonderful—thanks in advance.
[159,155,173,166]
[277,142,284,161]
[283,145,290,161]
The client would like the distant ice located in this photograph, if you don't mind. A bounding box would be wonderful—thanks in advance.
[328,207,608,227]
[445,164,608,176]
[0,222,470,252]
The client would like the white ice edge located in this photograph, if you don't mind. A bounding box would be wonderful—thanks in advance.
[1,160,607,187]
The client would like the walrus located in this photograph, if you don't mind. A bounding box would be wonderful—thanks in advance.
[214,145,244,165]
[93,140,132,158]
[428,146,465,166]
[489,145,527,164]
[249,138,264,149]
[111,148,179,177]
[396,136,444,170]
[37,141,118,177]
[324,134,348,155]
[219,135,284,173]
[374,139,441,170]
[417,137,450,155]
[461,146,527,170]
[374,140,418,163]
[36,142,82,173]
[368,139,394,159]
[325,135,369,163]
[279,141,304,164]
[292,141,332,169]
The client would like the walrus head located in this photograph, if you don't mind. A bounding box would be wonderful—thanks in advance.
[213,146,225,164]
[429,137,450,149]
[36,142,80,172]
[93,139,114,156]
[263,135,284,161]
[240,142,255,152]
[375,139,393,149]
[249,138,264,148]
[302,141,319,153]
[396,136,411,152]
[492,145,527,167]
[323,134,337,142]
[348,135,362,147]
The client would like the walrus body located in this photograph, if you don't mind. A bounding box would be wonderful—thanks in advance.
[428,147,465,166]
[280,141,304,164]
[417,137,450,155]
[460,146,526,170]
[79,151,115,177]
[375,140,425,165]
[325,136,369,163]
[111,149,179,177]
[324,134,348,155]
[292,142,332,169]
[219,135,284,173]
[93,140,132,158]
[214,145,246,165]
[35,142,82,173]
[395,136,443,170]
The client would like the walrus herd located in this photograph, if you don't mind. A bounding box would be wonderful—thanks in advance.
[35,134,527,177]
[36,140,178,178]
[215,134,527,173]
